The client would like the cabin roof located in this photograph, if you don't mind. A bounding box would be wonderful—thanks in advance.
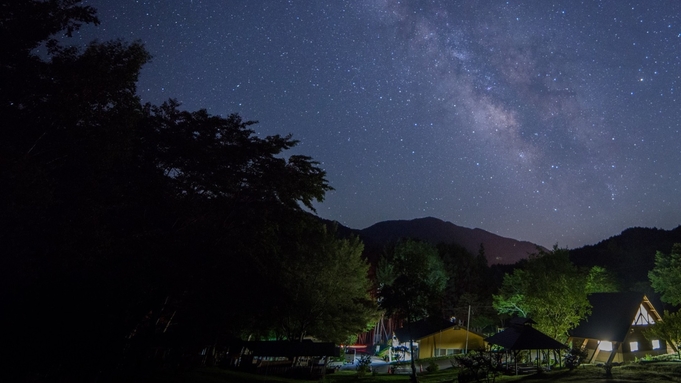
[485,321,567,350]
[394,318,467,341]
[569,292,655,342]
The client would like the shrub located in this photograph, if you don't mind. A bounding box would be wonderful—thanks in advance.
[564,347,588,370]
[454,351,502,383]
[426,360,439,373]
[356,354,372,377]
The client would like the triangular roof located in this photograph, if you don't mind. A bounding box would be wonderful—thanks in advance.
[394,318,468,341]
[569,292,660,343]
[509,317,537,326]
[485,321,567,350]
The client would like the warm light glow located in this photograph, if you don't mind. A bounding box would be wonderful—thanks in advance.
[630,341,638,352]
[599,341,613,351]
[652,340,661,349]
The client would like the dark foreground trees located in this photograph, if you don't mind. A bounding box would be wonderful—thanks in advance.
[1,1,376,380]
[265,220,378,343]
[377,239,447,382]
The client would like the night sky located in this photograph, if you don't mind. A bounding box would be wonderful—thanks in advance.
[75,1,681,248]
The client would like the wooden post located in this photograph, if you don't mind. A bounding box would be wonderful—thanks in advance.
[465,305,471,354]
[605,342,619,365]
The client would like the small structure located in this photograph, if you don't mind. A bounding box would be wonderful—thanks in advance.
[225,340,339,379]
[568,292,671,363]
[485,317,567,374]
[394,318,486,359]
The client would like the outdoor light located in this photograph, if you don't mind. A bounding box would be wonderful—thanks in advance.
[598,341,613,351]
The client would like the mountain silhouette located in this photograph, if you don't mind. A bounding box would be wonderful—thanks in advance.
[569,225,681,290]
[355,217,542,265]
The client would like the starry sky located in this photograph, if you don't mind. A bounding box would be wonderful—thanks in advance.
[75,0,681,248]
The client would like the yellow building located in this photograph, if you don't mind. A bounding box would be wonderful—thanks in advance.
[394,318,486,359]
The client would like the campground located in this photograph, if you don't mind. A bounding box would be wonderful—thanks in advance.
[150,360,681,382]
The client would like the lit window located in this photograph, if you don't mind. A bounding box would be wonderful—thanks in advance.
[599,341,613,351]
[630,342,639,352]
[652,340,661,349]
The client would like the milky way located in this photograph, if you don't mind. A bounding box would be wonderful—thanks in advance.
[77,0,681,248]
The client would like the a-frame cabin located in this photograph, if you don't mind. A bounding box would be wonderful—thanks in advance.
[568,292,671,363]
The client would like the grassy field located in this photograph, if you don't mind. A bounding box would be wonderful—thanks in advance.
[150,361,681,383]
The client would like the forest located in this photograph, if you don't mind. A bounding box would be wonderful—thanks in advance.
[2,1,681,382]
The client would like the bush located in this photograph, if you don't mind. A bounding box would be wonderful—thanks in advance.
[356,354,372,377]
[564,347,588,370]
[426,361,439,373]
[454,351,502,383]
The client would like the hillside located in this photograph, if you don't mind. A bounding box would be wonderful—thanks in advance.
[569,225,681,290]
[356,217,542,265]
[327,216,681,281]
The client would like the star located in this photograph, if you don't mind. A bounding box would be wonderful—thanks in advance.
[76,0,681,248]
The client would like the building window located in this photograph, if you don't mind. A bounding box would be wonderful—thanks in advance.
[630,342,639,352]
[436,348,461,356]
[652,340,661,350]
[599,341,613,351]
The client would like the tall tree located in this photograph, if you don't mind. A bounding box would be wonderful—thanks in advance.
[1,2,157,380]
[585,265,620,294]
[648,243,681,306]
[377,239,447,382]
[437,243,494,329]
[644,309,681,359]
[493,246,591,342]
[264,219,378,343]
[1,1,338,379]
[140,99,331,210]
[492,269,531,318]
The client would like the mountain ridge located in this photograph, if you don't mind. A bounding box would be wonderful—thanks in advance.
[326,216,681,273]
[331,216,543,265]
[569,225,681,290]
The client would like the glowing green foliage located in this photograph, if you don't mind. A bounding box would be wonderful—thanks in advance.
[649,243,681,306]
[644,309,681,359]
[493,246,591,342]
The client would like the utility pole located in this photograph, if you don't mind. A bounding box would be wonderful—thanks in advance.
[465,305,471,354]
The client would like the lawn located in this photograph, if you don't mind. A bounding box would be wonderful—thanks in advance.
[149,361,681,383]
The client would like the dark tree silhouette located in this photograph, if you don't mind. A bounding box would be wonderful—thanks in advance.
[377,239,447,382]
[1,1,352,380]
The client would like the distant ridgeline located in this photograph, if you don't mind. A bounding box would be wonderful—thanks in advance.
[324,216,681,292]
[569,226,681,291]
[324,216,543,265]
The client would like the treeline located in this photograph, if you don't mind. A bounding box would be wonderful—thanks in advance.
[570,226,681,293]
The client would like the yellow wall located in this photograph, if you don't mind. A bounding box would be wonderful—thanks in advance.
[417,327,486,359]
